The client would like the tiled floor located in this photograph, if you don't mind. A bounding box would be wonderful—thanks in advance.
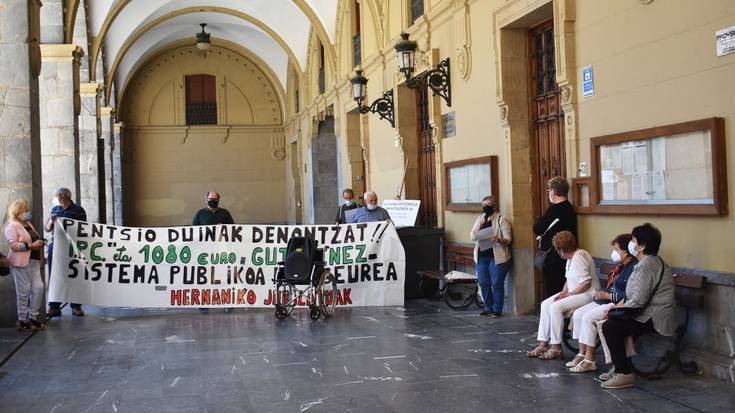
[0,301,732,412]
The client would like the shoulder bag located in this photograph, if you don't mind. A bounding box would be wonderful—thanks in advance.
[533,218,560,271]
[607,256,664,320]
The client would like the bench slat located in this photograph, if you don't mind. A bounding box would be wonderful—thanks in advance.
[447,245,474,254]
[673,273,706,289]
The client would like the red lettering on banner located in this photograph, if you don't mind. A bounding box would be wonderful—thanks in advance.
[222,289,231,304]
[191,289,200,305]
[171,290,181,305]
[202,289,210,305]
[342,288,352,305]
[336,290,343,306]
[238,289,247,304]
[183,289,190,306]
[247,290,256,305]
[212,289,221,305]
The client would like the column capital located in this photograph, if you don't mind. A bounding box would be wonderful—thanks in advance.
[100,106,114,117]
[40,44,84,62]
[113,122,124,133]
[80,82,101,97]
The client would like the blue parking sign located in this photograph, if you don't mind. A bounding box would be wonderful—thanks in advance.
[582,66,594,97]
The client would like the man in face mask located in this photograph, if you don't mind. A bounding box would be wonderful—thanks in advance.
[192,191,234,226]
[192,191,235,314]
[348,191,391,223]
[335,188,359,224]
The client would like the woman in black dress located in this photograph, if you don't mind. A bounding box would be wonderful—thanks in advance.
[533,177,577,298]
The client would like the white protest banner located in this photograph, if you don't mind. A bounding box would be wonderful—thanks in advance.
[50,220,405,308]
[381,199,421,227]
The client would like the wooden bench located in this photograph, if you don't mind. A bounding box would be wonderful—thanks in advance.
[417,245,481,309]
[629,272,705,378]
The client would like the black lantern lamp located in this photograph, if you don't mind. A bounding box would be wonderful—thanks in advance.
[196,23,211,51]
[350,70,395,128]
[394,32,451,107]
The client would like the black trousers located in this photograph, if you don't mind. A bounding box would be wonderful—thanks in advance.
[47,244,81,310]
[602,317,655,374]
[542,251,566,298]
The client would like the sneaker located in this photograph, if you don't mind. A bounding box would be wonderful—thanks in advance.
[599,367,615,381]
[601,373,634,389]
[479,311,491,316]
[27,319,44,330]
[16,320,31,331]
[72,308,85,317]
[490,312,502,318]
[47,307,62,318]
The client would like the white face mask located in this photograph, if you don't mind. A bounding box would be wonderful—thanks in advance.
[628,241,638,257]
[344,200,353,207]
[611,249,621,263]
[366,203,377,211]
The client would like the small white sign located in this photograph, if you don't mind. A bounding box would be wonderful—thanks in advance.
[716,25,735,57]
[382,199,421,227]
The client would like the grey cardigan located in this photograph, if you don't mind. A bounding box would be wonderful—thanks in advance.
[623,254,677,336]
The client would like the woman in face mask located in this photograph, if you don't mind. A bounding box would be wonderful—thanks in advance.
[4,199,46,330]
[566,234,637,374]
[528,231,600,360]
[469,195,512,317]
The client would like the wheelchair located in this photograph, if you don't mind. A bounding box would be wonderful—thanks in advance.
[272,236,338,320]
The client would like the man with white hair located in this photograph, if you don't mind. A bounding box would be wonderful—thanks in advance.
[348,191,391,223]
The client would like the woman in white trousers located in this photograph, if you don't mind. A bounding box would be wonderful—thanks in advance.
[527,231,600,360]
[567,234,637,373]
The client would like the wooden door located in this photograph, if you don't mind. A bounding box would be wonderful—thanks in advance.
[529,20,565,306]
[529,20,565,218]
[416,84,437,228]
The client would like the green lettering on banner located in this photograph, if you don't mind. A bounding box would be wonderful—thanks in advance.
[251,247,263,265]
[342,245,353,265]
[355,244,367,263]
[89,242,103,262]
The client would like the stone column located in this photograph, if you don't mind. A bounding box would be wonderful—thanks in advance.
[112,122,124,225]
[0,0,42,326]
[39,44,83,222]
[79,82,100,223]
[101,106,114,224]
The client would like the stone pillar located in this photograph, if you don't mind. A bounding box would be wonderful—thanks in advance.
[112,122,124,225]
[40,0,64,44]
[0,0,42,326]
[101,106,114,224]
[39,44,83,222]
[79,82,100,223]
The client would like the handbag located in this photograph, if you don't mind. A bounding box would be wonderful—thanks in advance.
[533,218,560,271]
[607,256,664,320]
[0,253,9,276]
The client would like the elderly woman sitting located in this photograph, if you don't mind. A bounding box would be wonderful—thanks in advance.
[600,223,676,390]
[566,234,638,373]
[527,231,601,360]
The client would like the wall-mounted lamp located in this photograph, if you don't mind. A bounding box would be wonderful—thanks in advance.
[350,70,395,128]
[394,32,451,107]
[196,23,211,51]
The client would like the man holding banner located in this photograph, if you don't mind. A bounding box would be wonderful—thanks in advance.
[45,188,87,318]
[192,191,235,313]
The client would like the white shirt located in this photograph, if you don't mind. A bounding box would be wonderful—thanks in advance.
[564,249,600,292]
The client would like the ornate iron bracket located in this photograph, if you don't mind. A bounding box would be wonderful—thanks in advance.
[357,89,395,128]
[405,58,451,107]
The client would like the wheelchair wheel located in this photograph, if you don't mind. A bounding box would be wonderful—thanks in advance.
[444,283,476,309]
[474,284,484,308]
[309,305,321,320]
[275,305,289,320]
[317,269,337,318]
[275,282,296,316]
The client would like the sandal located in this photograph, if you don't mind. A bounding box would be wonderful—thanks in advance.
[526,346,548,358]
[570,359,598,373]
[539,349,562,360]
[565,353,585,368]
